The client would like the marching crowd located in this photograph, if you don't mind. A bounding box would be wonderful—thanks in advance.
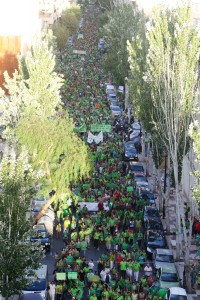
[45,4,197,300]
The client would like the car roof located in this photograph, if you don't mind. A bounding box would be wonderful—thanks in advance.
[169,287,187,296]
[161,265,177,273]
[129,162,143,166]
[156,248,173,255]
[145,206,158,210]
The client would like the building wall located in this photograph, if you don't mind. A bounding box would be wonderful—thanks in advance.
[0,0,70,91]
[0,36,21,93]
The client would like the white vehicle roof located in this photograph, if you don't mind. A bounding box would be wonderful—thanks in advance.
[156,248,173,255]
[79,202,109,211]
[106,84,115,92]
[169,287,187,296]
[118,86,124,93]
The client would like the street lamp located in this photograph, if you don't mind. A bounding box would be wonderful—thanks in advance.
[163,151,167,219]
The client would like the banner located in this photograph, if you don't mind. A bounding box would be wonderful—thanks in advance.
[68,272,78,279]
[73,50,86,55]
[87,131,103,144]
[90,124,112,133]
[74,124,86,132]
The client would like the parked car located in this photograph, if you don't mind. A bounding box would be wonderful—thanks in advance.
[110,105,122,116]
[135,181,150,196]
[109,99,119,106]
[123,141,138,161]
[106,84,115,94]
[146,217,163,231]
[107,93,117,101]
[139,190,156,205]
[154,248,174,270]
[118,86,124,93]
[22,265,48,300]
[158,265,181,289]
[128,162,145,175]
[19,294,43,300]
[165,287,188,300]
[135,174,148,183]
[145,230,166,259]
[30,226,51,252]
[144,206,159,222]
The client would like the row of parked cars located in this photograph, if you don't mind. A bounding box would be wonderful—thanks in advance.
[105,83,124,117]
[125,137,187,296]
[30,196,54,252]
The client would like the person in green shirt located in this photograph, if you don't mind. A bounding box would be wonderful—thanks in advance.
[102,287,109,300]
[80,239,87,255]
[120,259,127,279]
[90,295,98,300]
[93,230,100,250]
[132,261,140,282]
[105,234,112,250]
[116,291,124,300]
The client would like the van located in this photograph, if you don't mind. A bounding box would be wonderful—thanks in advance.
[22,265,48,300]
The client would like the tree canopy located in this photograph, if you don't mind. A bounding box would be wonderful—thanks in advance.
[101,0,145,85]
[0,32,93,204]
[0,149,43,299]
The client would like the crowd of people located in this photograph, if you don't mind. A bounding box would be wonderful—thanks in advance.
[47,4,176,300]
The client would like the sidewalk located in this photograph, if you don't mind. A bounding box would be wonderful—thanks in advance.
[138,150,200,299]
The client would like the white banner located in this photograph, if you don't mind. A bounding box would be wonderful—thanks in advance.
[87,131,103,144]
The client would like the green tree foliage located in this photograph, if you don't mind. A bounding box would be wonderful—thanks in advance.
[16,114,93,198]
[61,4,81,33]
[98,11,109,29]
[189,122,200,205]
[0,33,93,205]
[52,23,69,50]
[129,3,199,287]
[0,149,43,299]
[53,4,81,50]
[102,0,145,85]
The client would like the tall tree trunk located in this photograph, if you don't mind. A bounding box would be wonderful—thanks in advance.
[173,160,181,260]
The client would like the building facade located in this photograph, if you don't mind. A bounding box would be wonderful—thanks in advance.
[0,0,70,92]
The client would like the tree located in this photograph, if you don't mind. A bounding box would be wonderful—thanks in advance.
[52,23,70,50]
[0,33,93,217]
[128,4,199,291]
[101,0,145,85]
[61,5,81,33]
[0,148,43,299]
[189,122,200,205]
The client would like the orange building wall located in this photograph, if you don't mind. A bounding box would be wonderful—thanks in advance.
[0,36,21,94]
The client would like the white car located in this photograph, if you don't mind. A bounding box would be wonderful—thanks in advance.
[110,105,122,116]
[165,287,188,300]
[154,248,174,270]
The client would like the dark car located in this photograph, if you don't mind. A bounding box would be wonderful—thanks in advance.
[145,217,163,231]
[139,190,156,205]
[144,206,159,222]
[145,230,166,259]
[123,141,138,161]
[30,228,50,252]
[128,162,144,174]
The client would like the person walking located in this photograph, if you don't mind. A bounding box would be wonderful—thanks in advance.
[133,260,140,282]
[56,223,62,240]
[48,281,55,300]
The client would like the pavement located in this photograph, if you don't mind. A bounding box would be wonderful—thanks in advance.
[140,149,200,300]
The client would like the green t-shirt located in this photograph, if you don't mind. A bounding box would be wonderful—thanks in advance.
[132,262,140,272]
[120,261,127,271]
